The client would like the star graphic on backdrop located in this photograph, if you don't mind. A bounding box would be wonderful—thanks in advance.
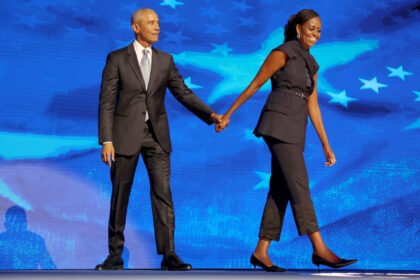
[326,90,357,108]
[184,77,202,89]
[161,13,186,26]
[359,77,388,94]
[404,118,420,130]
[15,14,46,28]
[232,1,252,12]
[162,31,191,46]
[119,2,140,12]
[200,6,221,19]
[413,90,420,102]
[372,0,389,9]
[245,129,263,143]
[205,23,228,36]
[238,16,259,27]
[386,66,413,81]
[115,39,133,49]
[253,171,270,190]
[261,0,277,4]
[408,8,420,18]
[173,27,379,103]
[210,42,233,56]
[64,26,92,38]
[160,0,184,9]
[117,19,130,30]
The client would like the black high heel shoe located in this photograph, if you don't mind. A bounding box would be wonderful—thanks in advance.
[250,254,287,272]
[312,254,357,272]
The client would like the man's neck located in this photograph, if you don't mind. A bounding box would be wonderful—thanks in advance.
[135,37,151,48]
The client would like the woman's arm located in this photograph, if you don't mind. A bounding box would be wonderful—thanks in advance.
[216,51,288,132]
[307,73,336,166]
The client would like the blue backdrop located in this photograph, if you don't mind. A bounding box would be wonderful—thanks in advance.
[0,0,419,270]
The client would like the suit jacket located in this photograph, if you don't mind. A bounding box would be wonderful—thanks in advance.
[254,40,319,147]
[98,42,214,155]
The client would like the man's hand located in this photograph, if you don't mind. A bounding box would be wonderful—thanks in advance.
[210,113,223,124]
[101,143,115,167]
[323,146,336,167]
[216,116,230,133]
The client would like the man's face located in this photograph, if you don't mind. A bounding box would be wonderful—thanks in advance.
[132,11,160,46]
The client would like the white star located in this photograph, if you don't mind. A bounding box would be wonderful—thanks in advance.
[386,66,413,81]
[253,171,270,190]
[359,77,388,94]
[160,0,184,9]
[210,42,233,57]
[413,90,420,102]
[184,77,202,89]
[326,90,357,108]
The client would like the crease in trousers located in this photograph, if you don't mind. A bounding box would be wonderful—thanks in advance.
[108,121,175,256]
[259,136,319,241]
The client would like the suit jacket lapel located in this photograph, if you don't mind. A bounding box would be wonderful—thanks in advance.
[126,43,146,90]
[147,47,160,95]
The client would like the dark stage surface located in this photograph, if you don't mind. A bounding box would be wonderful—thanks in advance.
[1,270,419,280]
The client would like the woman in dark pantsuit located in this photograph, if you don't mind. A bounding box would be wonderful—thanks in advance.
[217,9,357,271]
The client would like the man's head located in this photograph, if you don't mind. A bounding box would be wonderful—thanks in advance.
[131,8,160,47]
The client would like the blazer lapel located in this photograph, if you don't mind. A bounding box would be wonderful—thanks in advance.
[147,47,160,95]
[126,43,146,90]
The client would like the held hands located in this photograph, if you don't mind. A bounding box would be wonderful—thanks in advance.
[323,146,336,167]
[216,116,229,133]
[101,143,115,167]
[211,113,230,133]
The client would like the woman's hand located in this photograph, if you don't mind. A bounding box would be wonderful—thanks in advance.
[216,116,230,133]
[323,146,336,167]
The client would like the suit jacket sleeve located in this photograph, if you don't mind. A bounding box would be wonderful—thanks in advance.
[98,53,119,144]
[167,55,215,125]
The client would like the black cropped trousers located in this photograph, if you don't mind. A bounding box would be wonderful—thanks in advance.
[259,136,319,241]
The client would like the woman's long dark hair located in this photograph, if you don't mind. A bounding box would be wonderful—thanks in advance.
[284,9,320,42]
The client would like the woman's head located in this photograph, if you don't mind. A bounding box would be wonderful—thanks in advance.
[284,9,321,49]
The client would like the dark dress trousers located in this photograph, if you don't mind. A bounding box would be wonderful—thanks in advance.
[253,40,320,240]
[98,42,214,256]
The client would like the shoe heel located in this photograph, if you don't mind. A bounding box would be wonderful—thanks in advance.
[316,264,320,273]
[161,265,169,271]
[253,265,256,272]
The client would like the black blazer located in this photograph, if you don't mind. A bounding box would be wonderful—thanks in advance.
[98,43,214,155]
[254,40,319,146]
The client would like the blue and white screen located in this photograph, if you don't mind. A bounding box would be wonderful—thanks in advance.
[0,0,419,270]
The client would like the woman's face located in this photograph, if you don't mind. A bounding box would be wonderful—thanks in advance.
[297,17,322,49]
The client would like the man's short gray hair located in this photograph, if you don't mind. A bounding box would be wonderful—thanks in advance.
[131,8,156,25]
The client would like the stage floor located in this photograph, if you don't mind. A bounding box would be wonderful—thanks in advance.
[1,270,419,280]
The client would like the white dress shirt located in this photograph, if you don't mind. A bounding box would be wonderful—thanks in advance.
[133,40,151,122]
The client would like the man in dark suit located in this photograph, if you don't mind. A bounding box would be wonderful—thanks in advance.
[96,8,221,271]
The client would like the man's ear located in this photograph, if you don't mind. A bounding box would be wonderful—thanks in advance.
[131,23,139,33]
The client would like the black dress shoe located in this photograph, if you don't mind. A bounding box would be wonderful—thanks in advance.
[312,253,357,272]
[161,254,192,271]
[95,255,124,270]
[250,254,287,272]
